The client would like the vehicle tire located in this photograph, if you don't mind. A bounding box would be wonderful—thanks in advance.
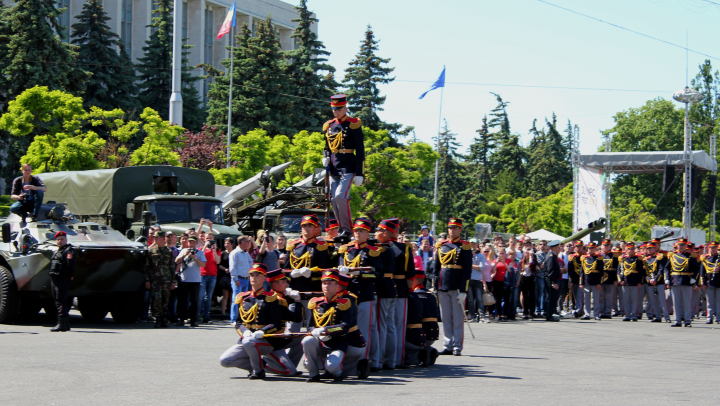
[42,298,58,322]
[0,266,20,324]
[110,292,142,324]
[17,296,42,321]
[78,296,109,323]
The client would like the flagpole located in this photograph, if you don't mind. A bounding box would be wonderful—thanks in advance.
[431,85,444,235]
[225,24,234,169]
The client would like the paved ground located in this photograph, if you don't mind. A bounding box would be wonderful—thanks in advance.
[2,311,719,406]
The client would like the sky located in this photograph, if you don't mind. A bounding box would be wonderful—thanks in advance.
[301,0,720,155]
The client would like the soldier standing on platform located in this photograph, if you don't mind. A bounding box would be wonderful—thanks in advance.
[434,218,472,356]
[322,94,365,243]
[599,239,619,319]
[337,218,386,371]
[579,242,604,321]
[644,241,671,322]
[666,239,700,327]
[618,243,645,322]
[145,231,176,328]
[700,241,720,324]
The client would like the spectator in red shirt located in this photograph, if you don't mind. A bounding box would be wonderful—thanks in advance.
[491,246,513,321]
[198,232,221,323]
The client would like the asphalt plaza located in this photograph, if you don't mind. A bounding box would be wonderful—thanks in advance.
[2,311,719,406]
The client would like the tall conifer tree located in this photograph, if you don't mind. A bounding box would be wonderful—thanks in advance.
[70,0,140,114]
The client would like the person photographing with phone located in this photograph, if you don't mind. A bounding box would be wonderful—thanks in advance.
[174,236,207,327]
[199,226,221,324]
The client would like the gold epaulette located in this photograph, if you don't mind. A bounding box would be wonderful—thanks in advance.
[322,120,334,132]
[286,239,299,251]
[435,240,445,249]
[700,254,708,262]
[613,252,621,258]
[368,246,384,257]
[234,291,251,305]
[336,298,351,311]
[308,297,324,310]
[338,244,350,254]
[461,241,472,250]
[315,239,328,251]
[691,253,698,259]
[264,291,278,302]
[656,252,665,260]
[348,117,362,129]
[277,296,288,307]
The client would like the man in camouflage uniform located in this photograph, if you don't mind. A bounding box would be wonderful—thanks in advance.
[145,231,176,328]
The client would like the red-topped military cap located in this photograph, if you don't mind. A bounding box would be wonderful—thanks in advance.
[676,238,689,245]
[249,263,268,275]
[330,94,347,110]
[337,273,351,287]
[378,218,399,233]
[353,218,372,232]
[573,240,584,247]
[646,241,658,248]
[301,214,319,227]
[625,242,636,248]
[327,218,339,230]
[612,247,622,254]
[586,242,597,248]
[54,231,67,238]
[266,269,288,283]
[601,239,612,245]
[321,270,341,283]
[708,241,719,248]
[448,218,463,228]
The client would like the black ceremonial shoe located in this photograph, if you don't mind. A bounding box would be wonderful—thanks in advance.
[395,364,411,369]
[671,322,682,327]
[333,375,344,382]
[439,349,454,355]
[333,230,351,244]
[248,370,266,380]
[684,323,692,327]
[453,350,461,356]
[706,319,713,324]
[651,318,662,323]
[357,359,370,379]
[429,348,439,366]
[306,375,321,383]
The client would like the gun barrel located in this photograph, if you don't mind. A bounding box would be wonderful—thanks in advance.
[560,218,607,245]
[656,231,675,240]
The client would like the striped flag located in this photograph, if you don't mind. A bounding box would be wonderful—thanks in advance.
[217,1,236,39]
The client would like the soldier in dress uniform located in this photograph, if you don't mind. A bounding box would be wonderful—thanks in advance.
[377,217,416,368]
[434,218,472,356]
[666,238,700,327]
[403,271,426,367]
[49,231,75,332]
[618,242,645,322]
[701,241,720,324]
[337,218,386,371]
[567,241,584,318]
[326,218,340,242]
[261,269,304,377]
[322,94,365,242]
[144,230,176,328]
[406,269,440,367]
[644,241,670,322]
[303,270,368,382]
[599,239,619,319]
[579,242,604,321]
[689,243,703,320]
[219,263,284,380]
[373,219,400,370]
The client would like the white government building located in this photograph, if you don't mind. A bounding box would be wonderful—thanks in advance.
[8,0,315,104]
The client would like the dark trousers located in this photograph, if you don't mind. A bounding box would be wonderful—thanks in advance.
[502,286,514,318]
[484,283,495,315]
[558,279,569,311]
[9,190,44,218]
[50,275,72,318]
[467,280,485,317]
[492,280,505,316]
[544,278,559,320]
[520,276,535,315]
[177,282,200,323]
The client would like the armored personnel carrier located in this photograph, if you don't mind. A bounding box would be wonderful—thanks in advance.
[0,203,147,324]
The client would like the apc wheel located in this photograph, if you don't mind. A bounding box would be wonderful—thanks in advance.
[78,296,109,323]
[110,292,142,324]
[0,266,20,324]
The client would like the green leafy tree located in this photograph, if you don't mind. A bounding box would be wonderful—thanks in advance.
[526,115,571,197]
[129,108,184,166]
[285,0,337,131]
[434,121,468,225]
[206,18,297,138]
[135,0,204,131]
[70,0,141,114]
[486,93,525,180]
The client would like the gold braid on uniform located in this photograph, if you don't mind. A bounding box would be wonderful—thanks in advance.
[326,130,343,153]
[670,254,689,274]
[313,306,335,328]
[289,251,311,269]
[344,252,362,268]
[439,248,457,266]
[622,259,638,276]
[582,257,598,274]
[239,302,259,324]
[703,257,718,273]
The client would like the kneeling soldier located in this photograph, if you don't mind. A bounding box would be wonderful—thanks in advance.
[219,263,283,380]
[303,271,367,382]
[262,269,304,376]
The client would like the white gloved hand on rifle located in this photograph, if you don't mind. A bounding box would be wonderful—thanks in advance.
[253,330,265,339]
[354,176,363,186]
[690,278,697,285]
[285,288,301,301]
[242,329,253,339]
[311,327,325,338]
[290,269,303,278]
[300,267,312,278]
[338,266,350,274]
[457,291,467,305]
[322,157,330,167]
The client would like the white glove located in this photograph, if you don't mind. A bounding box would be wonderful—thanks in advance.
[457,292,467,305]
[690,278,697,284]
[354,176,363,186]
[286,288,301,300]
[300,267,312,278]
[242,329,253,339]
[322,157,330,167]
[338,266,350,274]
[290,269,303,278]
[311,327,325,338]
[253,330,265,339]
[320,334,331,342]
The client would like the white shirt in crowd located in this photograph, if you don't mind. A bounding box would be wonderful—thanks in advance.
[229,245,252,281]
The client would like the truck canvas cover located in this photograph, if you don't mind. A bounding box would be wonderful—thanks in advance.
[39,166,216,216]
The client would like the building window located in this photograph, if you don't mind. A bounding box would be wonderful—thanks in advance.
[57,0,71,42]
[121,0,133,56]
[151,1,159,35]
[203,8,214,105]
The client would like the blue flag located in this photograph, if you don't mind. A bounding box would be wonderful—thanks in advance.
[418,67,445,99]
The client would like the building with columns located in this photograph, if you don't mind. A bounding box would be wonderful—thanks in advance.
[9,0,315,104]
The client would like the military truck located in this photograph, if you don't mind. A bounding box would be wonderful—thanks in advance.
[263,208,328,240]
[0,203,147,324]
[39,166,242,242]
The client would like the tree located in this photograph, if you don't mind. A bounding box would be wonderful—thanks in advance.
[526,115,572,197]
[285,0,337,132]
[135,0,204,131]
[70,0,141,114]
[434,121,467,225]
[177,125,226,170]
[206,17,297,138]
[342,25,409,135]
[486,93,525,180]
[489,183,574,236]
[129,108,184,166]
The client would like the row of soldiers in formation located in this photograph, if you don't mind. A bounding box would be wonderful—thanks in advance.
[218,215,472,382]
[567,238,720,327]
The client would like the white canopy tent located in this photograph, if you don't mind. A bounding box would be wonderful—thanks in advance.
[527,229,566,241]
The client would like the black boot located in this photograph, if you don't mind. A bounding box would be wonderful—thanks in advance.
[333,230,351,244]
[160,317,169,328]
[357,359,370,379]
[61,317,70,331]
[50,317,63,332]
[154,319,162,328]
